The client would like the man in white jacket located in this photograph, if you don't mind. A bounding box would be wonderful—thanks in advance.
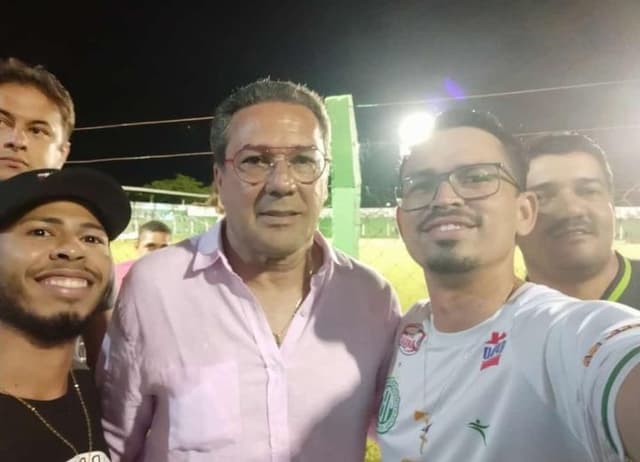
[378,109,640,462]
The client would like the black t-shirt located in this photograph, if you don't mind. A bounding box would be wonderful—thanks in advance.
[602,251,640,309]
[0,369,110,462]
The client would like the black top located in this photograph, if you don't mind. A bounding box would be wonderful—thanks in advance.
[601,251,640,309]
[0,369,110,462]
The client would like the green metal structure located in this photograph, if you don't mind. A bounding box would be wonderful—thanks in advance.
[326,95,361,257]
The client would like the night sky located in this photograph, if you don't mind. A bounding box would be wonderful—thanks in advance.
[3,0,640,205]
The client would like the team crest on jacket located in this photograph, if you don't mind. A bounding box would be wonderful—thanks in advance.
[399,323,427,355]
[481,331,507,370]
[377,377,400,434]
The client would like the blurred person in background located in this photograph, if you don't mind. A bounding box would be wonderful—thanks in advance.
[519,132,640,307]
[114,220,172,289]
[0,57,71,179]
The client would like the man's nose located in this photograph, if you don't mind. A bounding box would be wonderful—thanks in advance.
[430,179,464,208]
[2,126,28,151]
[50,236,86,261]
[264,156,296,195]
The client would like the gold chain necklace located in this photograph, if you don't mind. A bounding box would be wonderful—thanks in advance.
[273,298,303,346]
[272,248,314,347]
[0,370,93,456]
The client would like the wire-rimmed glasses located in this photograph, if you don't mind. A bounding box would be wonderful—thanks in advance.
[396,162,521,211]
[225,145,330,185]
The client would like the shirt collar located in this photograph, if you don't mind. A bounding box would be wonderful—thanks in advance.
[191,220,226,272]
[601,250,632,302]
[192,219,346,274]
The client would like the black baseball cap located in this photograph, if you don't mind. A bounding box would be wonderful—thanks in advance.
[0,168,131,240]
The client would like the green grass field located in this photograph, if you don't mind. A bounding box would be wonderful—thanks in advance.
[110,238,640,462]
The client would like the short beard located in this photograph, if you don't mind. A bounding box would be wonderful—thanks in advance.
[0,280,114,346]
[426,241,479,274]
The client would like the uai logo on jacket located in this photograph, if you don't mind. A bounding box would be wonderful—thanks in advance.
[399,323,427,356]
[481,331,507,370]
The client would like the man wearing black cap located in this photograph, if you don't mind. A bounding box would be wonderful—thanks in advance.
[0,167,130,461]
[0,57,115,369]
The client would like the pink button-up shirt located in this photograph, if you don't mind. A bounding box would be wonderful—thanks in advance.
[98,222,401,462]
[114,259,135,291]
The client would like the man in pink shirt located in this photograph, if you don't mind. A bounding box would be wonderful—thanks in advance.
[114,220,172,289]
[98,79,401,462]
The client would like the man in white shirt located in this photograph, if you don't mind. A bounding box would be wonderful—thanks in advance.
[377,109,640,461]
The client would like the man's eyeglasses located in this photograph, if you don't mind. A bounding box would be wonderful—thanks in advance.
[396,162,521,211]
[225,145,330,185]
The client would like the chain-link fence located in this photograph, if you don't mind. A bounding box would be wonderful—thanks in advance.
[119,203,425,310]
[123,201,220,241]
[319,208,425,310]
[119,202,640,311]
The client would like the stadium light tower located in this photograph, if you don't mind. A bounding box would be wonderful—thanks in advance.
[398,112,435,156]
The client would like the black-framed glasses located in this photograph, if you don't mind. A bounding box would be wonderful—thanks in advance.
[225,145,330,185]
[396,162,521,211]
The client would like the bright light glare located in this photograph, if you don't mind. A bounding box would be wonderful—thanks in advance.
[398,112,435,156]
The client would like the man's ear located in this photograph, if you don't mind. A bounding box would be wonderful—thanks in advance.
[515,190,538,238]
[57,141,71,166]
[396,206,406,241]
[213,164,223,191]
[213,163,228,212]
[320,171,330,205]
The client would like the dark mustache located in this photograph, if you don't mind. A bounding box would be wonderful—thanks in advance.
[546,216,596,236]
[419,208,481,231]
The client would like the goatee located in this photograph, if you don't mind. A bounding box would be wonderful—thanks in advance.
[426,253,479,274]
[0,280,113,346]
